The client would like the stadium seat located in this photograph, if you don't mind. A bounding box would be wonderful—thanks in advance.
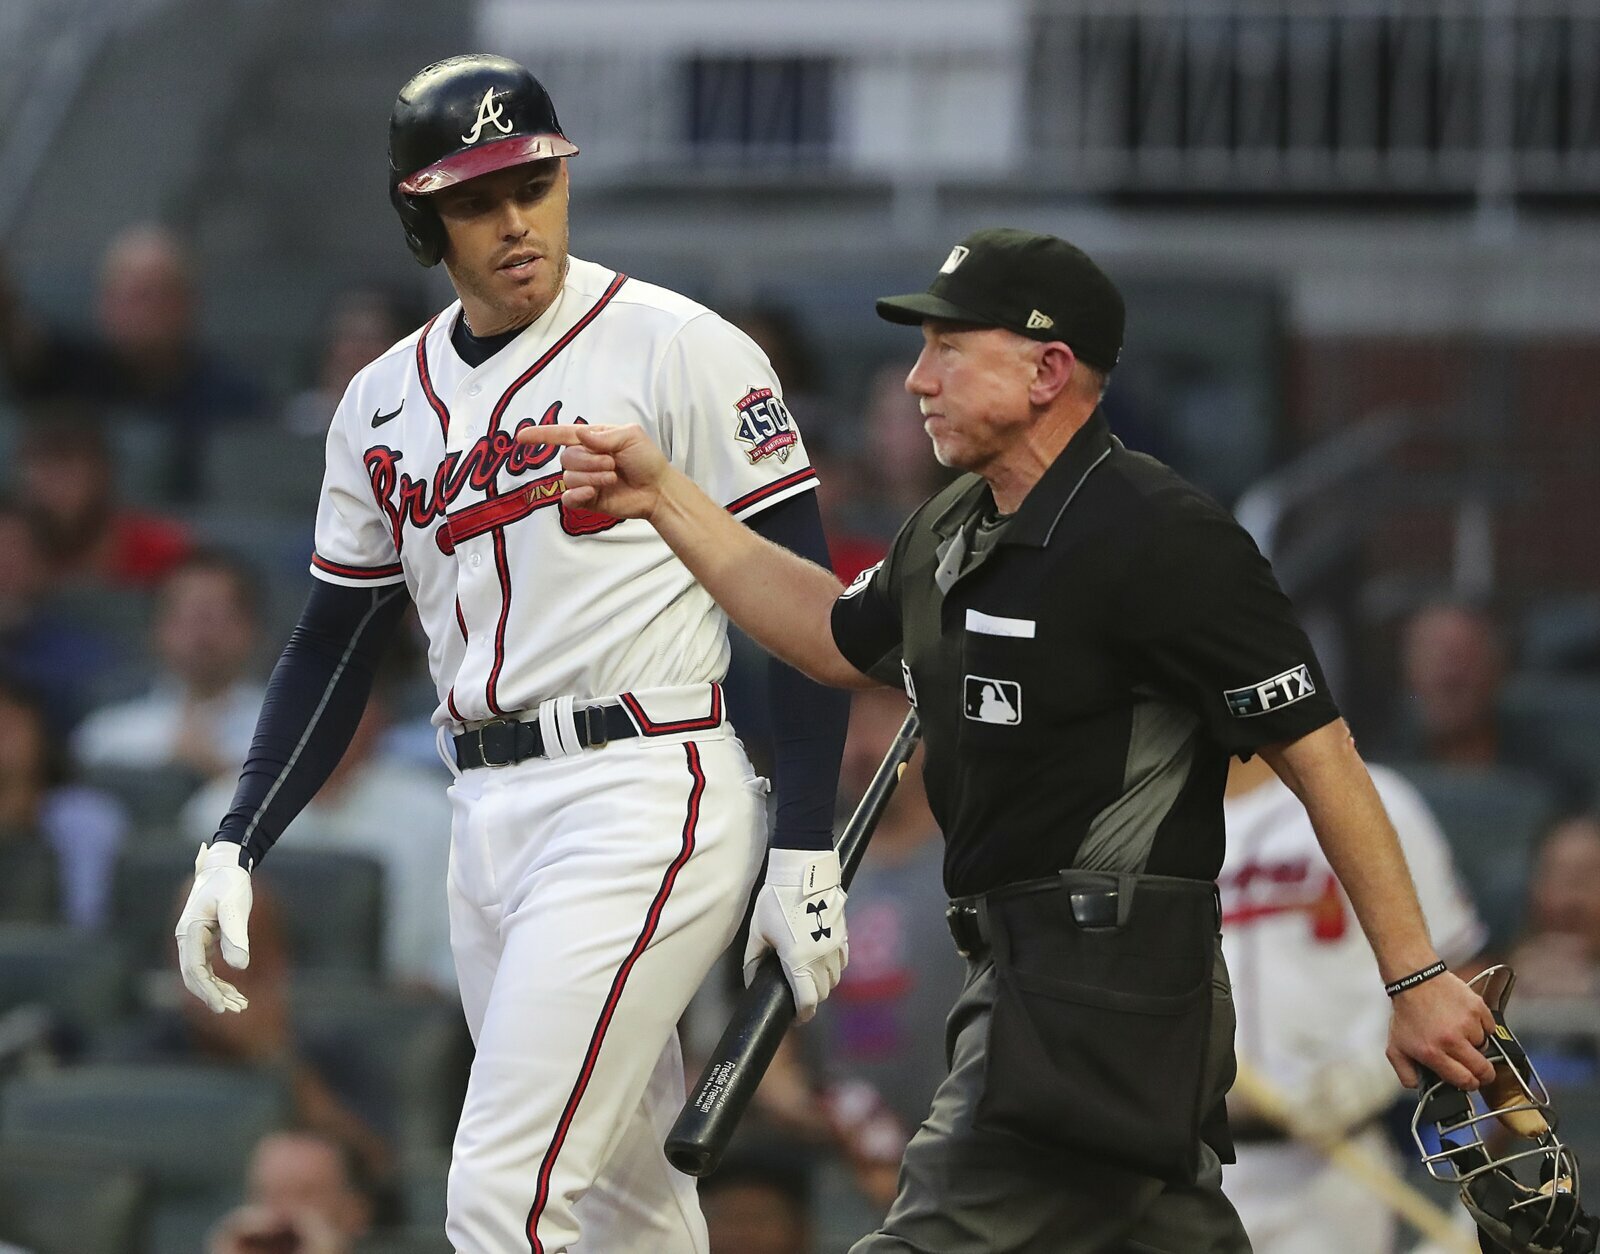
[0,923,131,1044]
[0,1063,289,1252]
[397,1154,449,1231]
[364,1230,453,1254]
[0,1141,146,1254]
[81,763,207,843]
[293,979,471,1154]
[203,423,326,515]
[260,848,386,977]
[111,844,386,977]
[0,844,58,926]
[107,844,194,974]
[1391,763,1559,951]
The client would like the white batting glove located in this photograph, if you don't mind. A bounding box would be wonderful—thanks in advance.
[175,841,253,1014]
[743,848,848,1024]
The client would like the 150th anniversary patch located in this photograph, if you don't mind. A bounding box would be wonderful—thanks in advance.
[734,387,798,464]
[1224,664,1316,718]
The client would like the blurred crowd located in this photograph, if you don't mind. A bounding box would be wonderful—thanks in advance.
[0,221,1596,1253]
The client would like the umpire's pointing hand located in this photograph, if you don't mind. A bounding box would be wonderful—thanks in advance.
[517,423,672,520]
[176,841,253,1014]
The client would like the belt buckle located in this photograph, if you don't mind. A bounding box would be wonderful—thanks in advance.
[476,718,515,768]
[581,704,608,749]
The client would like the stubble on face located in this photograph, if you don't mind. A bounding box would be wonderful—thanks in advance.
[437,161,571,336]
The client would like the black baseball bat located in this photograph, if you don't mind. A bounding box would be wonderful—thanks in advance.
[665,707,922,1177]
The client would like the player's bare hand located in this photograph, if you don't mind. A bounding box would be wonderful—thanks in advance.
[1386,971,1496,1091]
[176,841,253,1014]
[517,422,672,519]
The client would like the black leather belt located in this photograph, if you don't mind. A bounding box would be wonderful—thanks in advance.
[453,703,639,770]
[945,872,1220,958]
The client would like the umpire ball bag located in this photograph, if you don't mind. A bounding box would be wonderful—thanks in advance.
[976,870,1227,1183]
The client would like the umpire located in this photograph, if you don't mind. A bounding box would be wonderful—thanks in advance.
[524,228,1499,1252]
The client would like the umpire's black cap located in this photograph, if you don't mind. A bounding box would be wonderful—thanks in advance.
[876,228,1125,372]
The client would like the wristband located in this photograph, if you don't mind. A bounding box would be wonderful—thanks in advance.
[1385,960,1447,998]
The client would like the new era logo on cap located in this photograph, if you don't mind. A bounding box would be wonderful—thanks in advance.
[1025,309,1054,330]
[940,245,970,274]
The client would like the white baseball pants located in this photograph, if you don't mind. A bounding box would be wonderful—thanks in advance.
[443,724,765,1253]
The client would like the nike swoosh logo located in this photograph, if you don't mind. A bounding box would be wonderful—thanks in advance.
[371,401,404,427]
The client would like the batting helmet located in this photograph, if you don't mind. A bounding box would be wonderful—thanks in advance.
[388,54,578,267]
[1411,967,1599,1254]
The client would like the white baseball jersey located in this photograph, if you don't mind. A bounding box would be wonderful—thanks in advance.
[1221,764,1485,1090]
[310,256,817,726]
[1220,764,1486,1254]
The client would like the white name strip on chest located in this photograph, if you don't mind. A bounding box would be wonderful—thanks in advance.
[965,609,1036,638]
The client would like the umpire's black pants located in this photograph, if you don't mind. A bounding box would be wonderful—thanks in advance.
[850,942,1252,1254]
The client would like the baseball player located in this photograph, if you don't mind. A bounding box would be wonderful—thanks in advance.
[1221,753,1486,1253]
[173,54,850,1254]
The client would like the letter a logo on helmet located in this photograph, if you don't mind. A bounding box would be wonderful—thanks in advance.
[461,88,513,145]
[388,54,580,267]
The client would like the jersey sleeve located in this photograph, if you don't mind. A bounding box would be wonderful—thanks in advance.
[1117,493,1340,753]
[1370,767,1489,965]
[309,390,407,588]
[655,313,818,521]
[830,515,913,687]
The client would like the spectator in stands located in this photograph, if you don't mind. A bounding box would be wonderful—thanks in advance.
[282,288,423,438]
[702,1151,814,1254]
[1390,600,1589,807]
[73,550,266,781]
[1512,814,1600,999]
[208,1130,378,1254]
[0,224,264,502]
[15,406,193,588]
[181,669,455,994]
[0,677,127,929]
[0,502,120,729]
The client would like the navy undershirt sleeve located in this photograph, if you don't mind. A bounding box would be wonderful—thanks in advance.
[212,579,410,868]
[747,491,850,851]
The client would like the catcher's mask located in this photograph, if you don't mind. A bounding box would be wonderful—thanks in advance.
[1411,966,1598,1254]
[388,53,578,267]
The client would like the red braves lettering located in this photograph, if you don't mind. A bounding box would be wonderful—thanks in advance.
[364,403,571,550]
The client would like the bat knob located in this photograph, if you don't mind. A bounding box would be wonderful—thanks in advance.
[666,1139,718,1177]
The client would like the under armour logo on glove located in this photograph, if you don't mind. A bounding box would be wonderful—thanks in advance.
[744,849,849,1023]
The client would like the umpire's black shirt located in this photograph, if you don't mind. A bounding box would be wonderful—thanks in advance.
[831,411,1339,897]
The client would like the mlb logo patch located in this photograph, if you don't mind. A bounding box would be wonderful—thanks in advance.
[964,675,1021,725]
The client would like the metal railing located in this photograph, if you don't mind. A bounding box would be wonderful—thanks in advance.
[1029,0,1600,200]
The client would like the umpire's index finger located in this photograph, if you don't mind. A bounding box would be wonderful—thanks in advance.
[516,423,610,447]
